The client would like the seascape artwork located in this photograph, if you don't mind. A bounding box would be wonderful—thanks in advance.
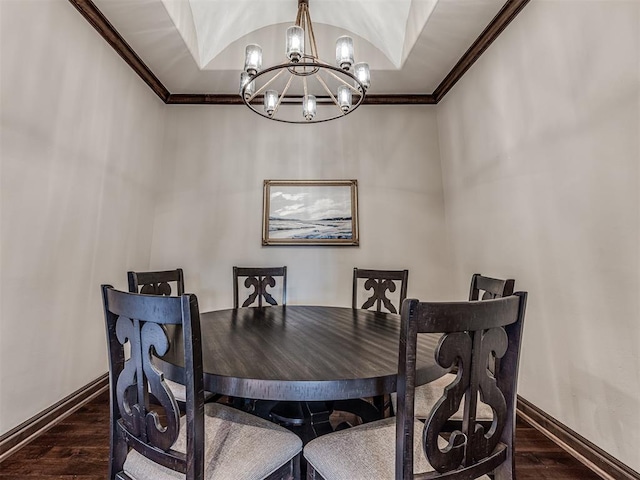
[263,180,359,245]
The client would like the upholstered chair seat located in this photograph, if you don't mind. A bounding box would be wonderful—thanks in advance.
[392,373,495,421]
[124,403,302,480]
[304,417,489,480]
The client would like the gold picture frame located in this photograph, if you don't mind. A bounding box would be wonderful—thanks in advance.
[262,180,359,246]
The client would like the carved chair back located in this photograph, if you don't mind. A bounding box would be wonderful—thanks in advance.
[469,273,515,301]
[101,285,205,480]
[128,269,185,296]
[352,268,408,314]
[396,293,527,480]
[233,266,287,308]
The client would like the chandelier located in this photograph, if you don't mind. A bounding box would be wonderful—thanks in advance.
[239,0,370,124]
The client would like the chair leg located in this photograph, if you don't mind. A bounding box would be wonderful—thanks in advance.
[293,452,301,480]
[373,394,386,417]
[306,463,325,480]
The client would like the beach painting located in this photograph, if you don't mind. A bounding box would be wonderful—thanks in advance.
[263,180,359,245]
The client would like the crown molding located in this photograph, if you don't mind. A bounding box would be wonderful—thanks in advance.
[69,0,529,106]
[433,0,531,102]
[166,93,437,105]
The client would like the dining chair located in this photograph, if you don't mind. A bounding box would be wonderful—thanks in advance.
[352,268,408,314]
[233,266,287,308]
[232,266,322,439]
[399,273,515,422]
[304,292,528,480]
[336,268,409,422]
[128,268,184,296]
[232,266,302,424]
[102,285,302,480]
[128,269,217,406]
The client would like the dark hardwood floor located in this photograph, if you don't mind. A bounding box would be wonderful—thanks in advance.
[0,391,601,479]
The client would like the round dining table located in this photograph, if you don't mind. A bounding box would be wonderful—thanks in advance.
[157,305,447,402]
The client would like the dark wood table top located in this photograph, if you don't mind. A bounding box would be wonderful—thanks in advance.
[158,305,446,402]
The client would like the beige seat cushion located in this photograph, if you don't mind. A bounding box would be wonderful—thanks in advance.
[391,373,495,421]
[304,417,490,480]
[159,379,215,404]
[123,403,302,480]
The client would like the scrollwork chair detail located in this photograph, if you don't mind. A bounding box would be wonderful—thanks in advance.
[128,268,184,296]
[233,266,287,308]
[352,268,408,314]
[102,286,302,480]
[399,273,515,422]
[303,293,528,480]
[128,269,217,406]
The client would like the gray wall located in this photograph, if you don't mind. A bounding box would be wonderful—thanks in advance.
[150,105,453,311]
[436,1,640,470]
[0,0,165,432]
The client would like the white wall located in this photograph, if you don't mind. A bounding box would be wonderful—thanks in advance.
[0,1,165,433]
[437,1,640,470]
[150,105,453,311]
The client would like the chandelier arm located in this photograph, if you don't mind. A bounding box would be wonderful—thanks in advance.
[324,69,362,94]
[303,75,308,98]
[272,73,295,117]
[295,3,303,26]
[315,74,344,116]
[304,7,319,59]
[247,69,286,102]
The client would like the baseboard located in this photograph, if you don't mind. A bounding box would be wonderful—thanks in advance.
[0,373,109,462]
[517,395,640,480]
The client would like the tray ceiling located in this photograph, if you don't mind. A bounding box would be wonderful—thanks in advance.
[72,0,530,103]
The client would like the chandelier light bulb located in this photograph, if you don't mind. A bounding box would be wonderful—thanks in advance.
[336,36,354,70]
[337,85,352,112]
[264,90,278,116]
[244,44,262,75]
[286,26,304,62]
[303,95,317,121]
[239,72,255,99]
[353,62,370,90]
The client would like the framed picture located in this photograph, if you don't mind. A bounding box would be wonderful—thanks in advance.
[262,180,359,246]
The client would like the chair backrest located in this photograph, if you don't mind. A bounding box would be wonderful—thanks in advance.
[101,285,205,480]
[128,268,185,296]
[352,268,408,314]
[469,273,515,301]
[233,266,287,308]
[395,293,527,480]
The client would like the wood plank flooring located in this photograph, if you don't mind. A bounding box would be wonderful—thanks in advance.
[0,391,602,479]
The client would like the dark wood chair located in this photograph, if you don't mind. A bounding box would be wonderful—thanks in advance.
[403,273,515,421]
[231,266,313,432]
[233,266,287,308]
[128,269,218,406]
[469,273,515,301]
[352,268,408,314]
[102,285,302,480]
[304,292,528,480]
[337,268,409,422]
[128,268,184,296]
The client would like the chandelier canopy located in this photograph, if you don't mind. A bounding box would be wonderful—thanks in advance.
[240,0,370,124]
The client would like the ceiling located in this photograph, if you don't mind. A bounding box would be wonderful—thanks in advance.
[71,0,529,104]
